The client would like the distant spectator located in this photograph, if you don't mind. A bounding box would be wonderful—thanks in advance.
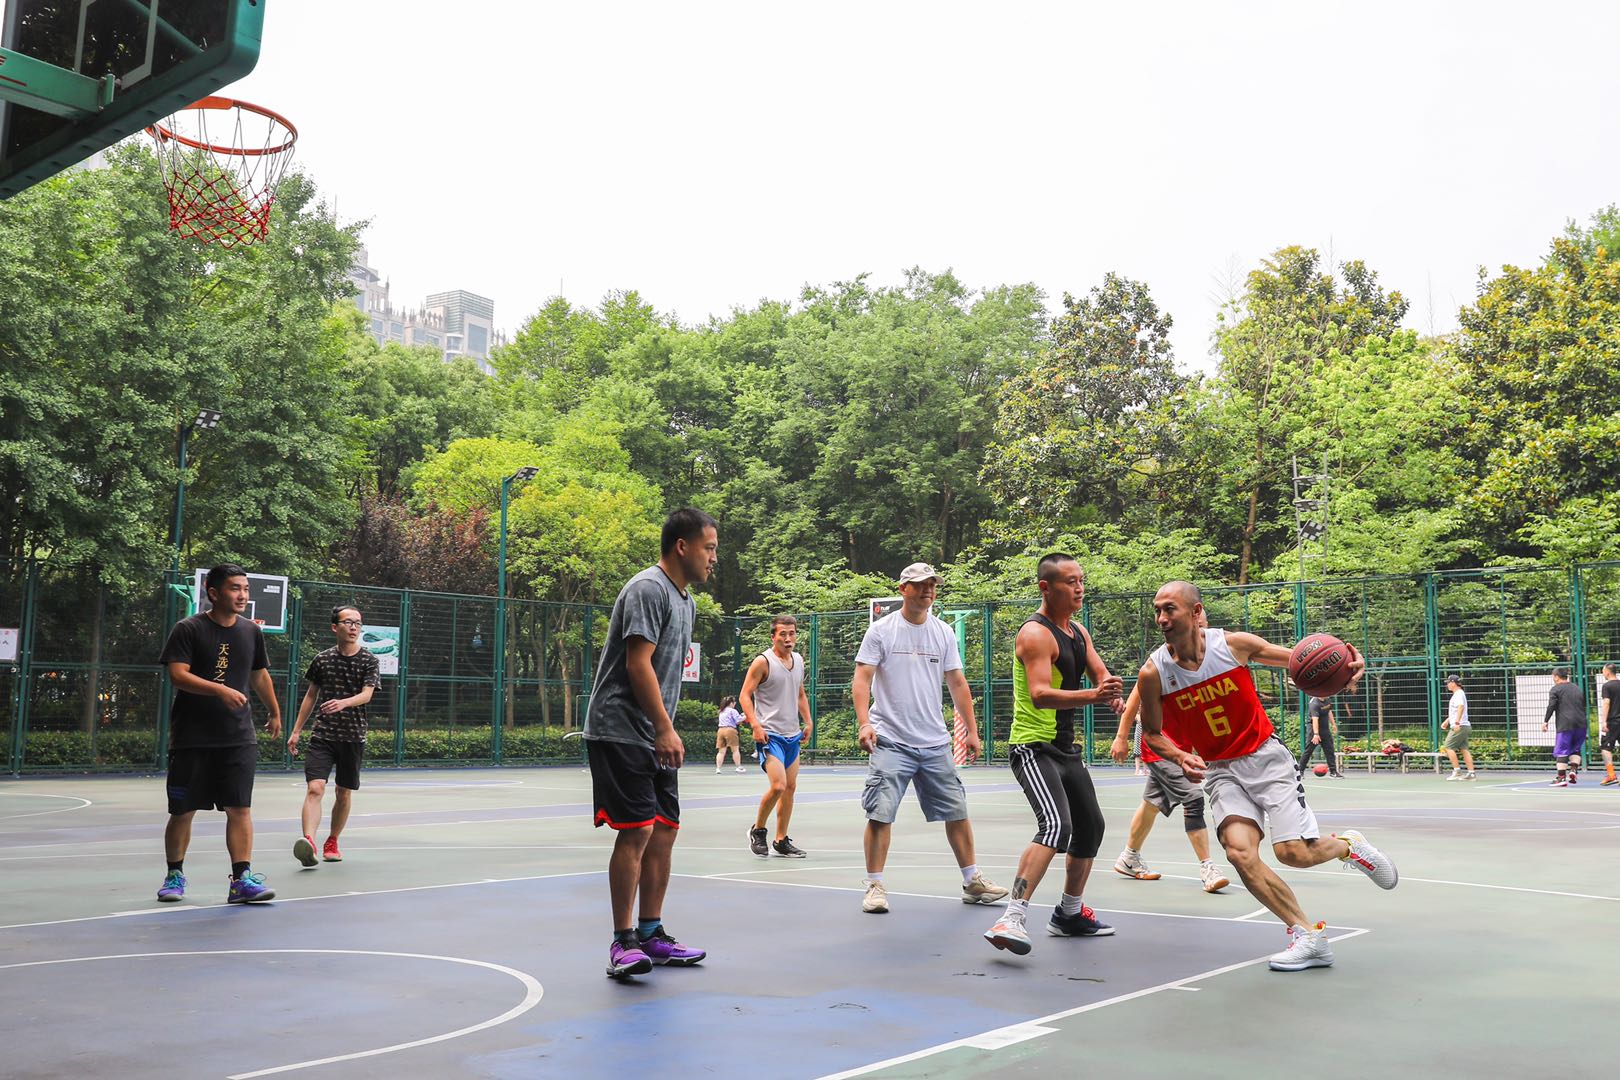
[1599,664,1618,787]
[1298,695,1343,778]
[1443,675,1474,781]
[1542,668,1587,787]
[715,695,746,773]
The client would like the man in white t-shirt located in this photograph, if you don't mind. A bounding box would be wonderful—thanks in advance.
[852,562,1008,914]
[1443,674,1474,781]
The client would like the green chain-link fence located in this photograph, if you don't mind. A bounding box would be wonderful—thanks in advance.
[4,562,1616,774]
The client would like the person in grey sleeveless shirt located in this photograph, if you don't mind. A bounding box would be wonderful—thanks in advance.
[742,616,813,858]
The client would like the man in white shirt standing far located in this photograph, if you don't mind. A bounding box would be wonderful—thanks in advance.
[1443,674,1475,781]
[853,562,1008,914]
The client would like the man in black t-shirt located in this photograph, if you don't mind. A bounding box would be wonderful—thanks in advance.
[288,605,381,867]
[1598,664,1618,786]
[1298,696,1342,778]
[156,564,282,904]
[1543,668,1587,786]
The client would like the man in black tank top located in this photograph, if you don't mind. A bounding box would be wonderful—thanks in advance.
[984,553,1126,956]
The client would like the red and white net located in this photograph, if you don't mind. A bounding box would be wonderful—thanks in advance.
[147,96,297,247]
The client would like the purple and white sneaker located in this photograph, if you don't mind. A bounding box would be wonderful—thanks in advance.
[157,870,186,902]
[639,927,706,966]
[607,939,653,978]
[227,871,275,903]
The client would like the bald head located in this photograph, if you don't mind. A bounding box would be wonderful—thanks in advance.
[1158,580,1202,606]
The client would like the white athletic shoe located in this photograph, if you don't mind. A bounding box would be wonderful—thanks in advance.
[1337,829,1398,889]
[984,911,1032,955]
[962,873,1009,904]
[1463,772,1476,781]
[736,766,747,773]
[1269,922,1334,971]
[1446,770,1460,781]
[1113,850,1161,880]
[1199,861,1230,893]
[862,879,889,914]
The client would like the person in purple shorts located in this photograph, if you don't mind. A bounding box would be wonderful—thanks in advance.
[584,509,718,978]
[1543,668,1588,786]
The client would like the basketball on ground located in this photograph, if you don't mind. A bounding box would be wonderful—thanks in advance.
[1313,763,1330,776]
[1289,632,1356,696]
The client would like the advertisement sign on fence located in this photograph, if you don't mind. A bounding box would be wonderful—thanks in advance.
[0,627,16,663]
[683,642,700,683]
[1514,674,1557,747]
[363,625,401,676]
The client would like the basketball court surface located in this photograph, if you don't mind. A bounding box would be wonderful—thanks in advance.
[3,764,1615,1078]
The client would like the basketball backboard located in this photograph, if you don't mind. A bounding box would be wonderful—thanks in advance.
[0,0,263,199]
[191,567,288,633]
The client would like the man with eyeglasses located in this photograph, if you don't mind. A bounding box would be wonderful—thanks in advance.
[288,605,382,866]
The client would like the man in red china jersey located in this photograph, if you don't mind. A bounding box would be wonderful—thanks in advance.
[1137,581,1398,972]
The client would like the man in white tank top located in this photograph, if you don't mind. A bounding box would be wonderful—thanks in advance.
[742,616,813,858]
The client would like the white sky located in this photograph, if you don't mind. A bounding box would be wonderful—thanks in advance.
[226,0,1619,369]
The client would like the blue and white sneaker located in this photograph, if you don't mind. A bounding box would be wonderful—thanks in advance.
[157,870,186,902]
[227,871,275,903]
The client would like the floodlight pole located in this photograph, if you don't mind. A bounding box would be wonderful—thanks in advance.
[171,409,223,574]
[493,467,541,754]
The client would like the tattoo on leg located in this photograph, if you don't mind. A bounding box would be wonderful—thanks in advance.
[1011,876,1030,900]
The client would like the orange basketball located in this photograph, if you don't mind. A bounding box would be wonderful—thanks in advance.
[1289,632,1356,696]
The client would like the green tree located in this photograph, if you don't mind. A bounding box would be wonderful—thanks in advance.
[1454,233,1620,556]
[982,273,1185,536]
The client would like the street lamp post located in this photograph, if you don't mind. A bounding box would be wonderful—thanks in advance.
[170,408,223,574]
[493,466,541,758]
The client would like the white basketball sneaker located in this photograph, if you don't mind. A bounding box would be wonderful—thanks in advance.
[1113,850,1161,880]
[1337,829,1399,889]
[1269,921,1334,971]
[983,910,1032,955]
[1199,861,1230,893]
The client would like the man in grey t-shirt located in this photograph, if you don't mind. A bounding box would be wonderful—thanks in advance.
[1543,668,1587,786]
[585,508,717,979]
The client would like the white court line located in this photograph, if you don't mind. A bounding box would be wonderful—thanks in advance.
[1149,857,1620,904]
[0,869,601,932]
[0,948,543,1078]
[680,874,1361,929]
[816,928,1372,1078]
[1232,908,1272,921]
[0,792,94,821]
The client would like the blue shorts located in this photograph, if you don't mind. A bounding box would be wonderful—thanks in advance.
[758,732,802,771]
[861,739,968,824]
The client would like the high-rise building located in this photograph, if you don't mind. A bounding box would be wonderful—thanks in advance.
[346,248,505,374]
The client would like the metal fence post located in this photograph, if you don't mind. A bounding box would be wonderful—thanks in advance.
[1423,573,1440,749]
[10,561,39,773]
[981,603,994,762]
[491,596,506,766]
[1293,580,1309,755]
[282,592,303,772]
[394,589,411,765]
[807,614,820,746]
[1079,599,1093,763]
[1569,566,1587,700]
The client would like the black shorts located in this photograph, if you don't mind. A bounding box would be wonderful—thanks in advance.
[166,744,258,814]
[304,738,365,790]
[1602,725,1619,754]
[1009,740,1105,858]
[586,738,680,830]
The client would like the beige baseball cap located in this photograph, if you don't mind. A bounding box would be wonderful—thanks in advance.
[898,562,942,585]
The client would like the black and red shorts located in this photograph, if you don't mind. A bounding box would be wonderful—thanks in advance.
[586,738,679,830]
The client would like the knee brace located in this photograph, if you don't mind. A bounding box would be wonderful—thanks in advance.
[1182,796,1207,834]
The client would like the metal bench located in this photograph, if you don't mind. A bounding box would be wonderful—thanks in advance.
[1400,751,1443,775]
[1339,751,1380,773]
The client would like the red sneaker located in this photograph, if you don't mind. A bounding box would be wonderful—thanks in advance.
[322,837,343,862]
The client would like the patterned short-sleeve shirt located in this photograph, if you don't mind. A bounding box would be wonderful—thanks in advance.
[304,646,382,742]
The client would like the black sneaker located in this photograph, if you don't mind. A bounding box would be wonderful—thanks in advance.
[772,836,807,858]
[1047,904,1115,937]
[748,825,769,858]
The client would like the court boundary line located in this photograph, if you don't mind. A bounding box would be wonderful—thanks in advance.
[0,948,543,1078]
[0,869,602,932]
[680,873,1361,929]
[815,927,1372,1078]
[0,792,94,820]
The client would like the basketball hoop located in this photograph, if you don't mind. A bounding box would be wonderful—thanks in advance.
[146,96,297,247]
